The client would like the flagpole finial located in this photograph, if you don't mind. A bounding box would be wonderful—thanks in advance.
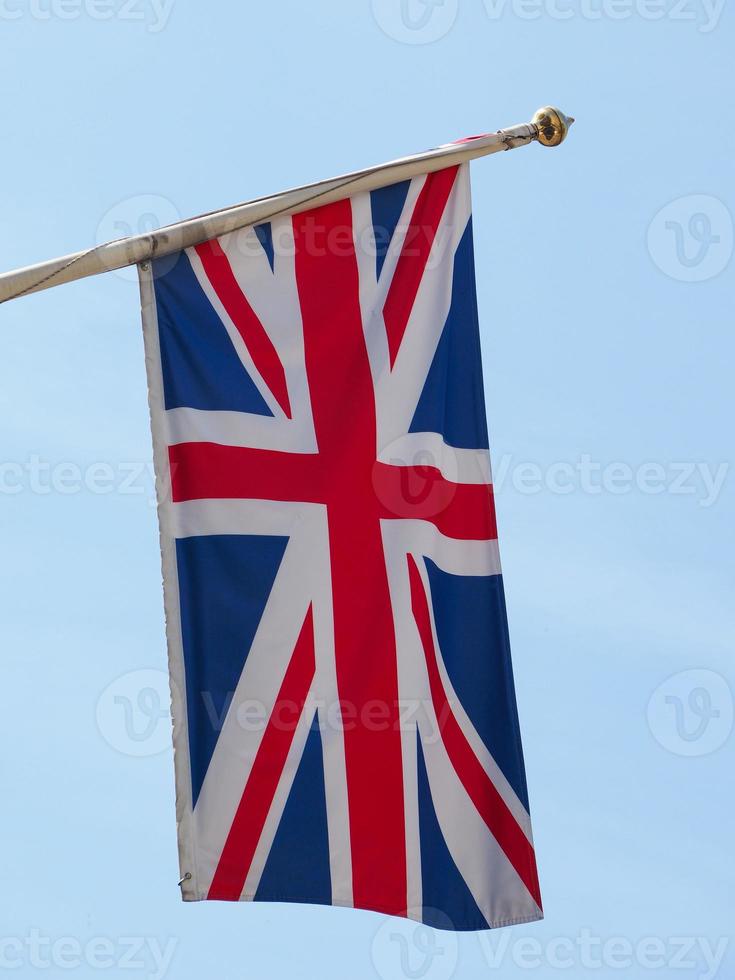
[532,107,575,147]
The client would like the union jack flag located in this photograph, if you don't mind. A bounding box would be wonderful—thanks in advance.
[139,161,542,930]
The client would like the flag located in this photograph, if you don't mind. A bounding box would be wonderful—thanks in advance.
[139,161,542,931]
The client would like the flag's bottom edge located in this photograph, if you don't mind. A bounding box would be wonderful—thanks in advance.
[180,891,543,932]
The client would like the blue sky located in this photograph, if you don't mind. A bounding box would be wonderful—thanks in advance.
[0,1,733,978]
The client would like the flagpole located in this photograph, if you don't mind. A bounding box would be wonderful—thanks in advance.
[0,107,573,305]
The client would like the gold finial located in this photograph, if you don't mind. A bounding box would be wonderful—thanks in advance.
[532,106,575,147]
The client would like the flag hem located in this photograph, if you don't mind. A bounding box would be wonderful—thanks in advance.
[138,260,199,901]
[181,891,543,931]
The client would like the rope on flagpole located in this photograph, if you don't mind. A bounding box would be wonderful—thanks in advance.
[0,107,573,305]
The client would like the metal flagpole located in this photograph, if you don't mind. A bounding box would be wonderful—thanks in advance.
[0,107,573,305]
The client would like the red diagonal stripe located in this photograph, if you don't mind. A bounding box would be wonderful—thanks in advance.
[194,240,292,418]
[407,555,542,910]
[373,462,497,540]
[382,166,459,368]
[208,606,316,901]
